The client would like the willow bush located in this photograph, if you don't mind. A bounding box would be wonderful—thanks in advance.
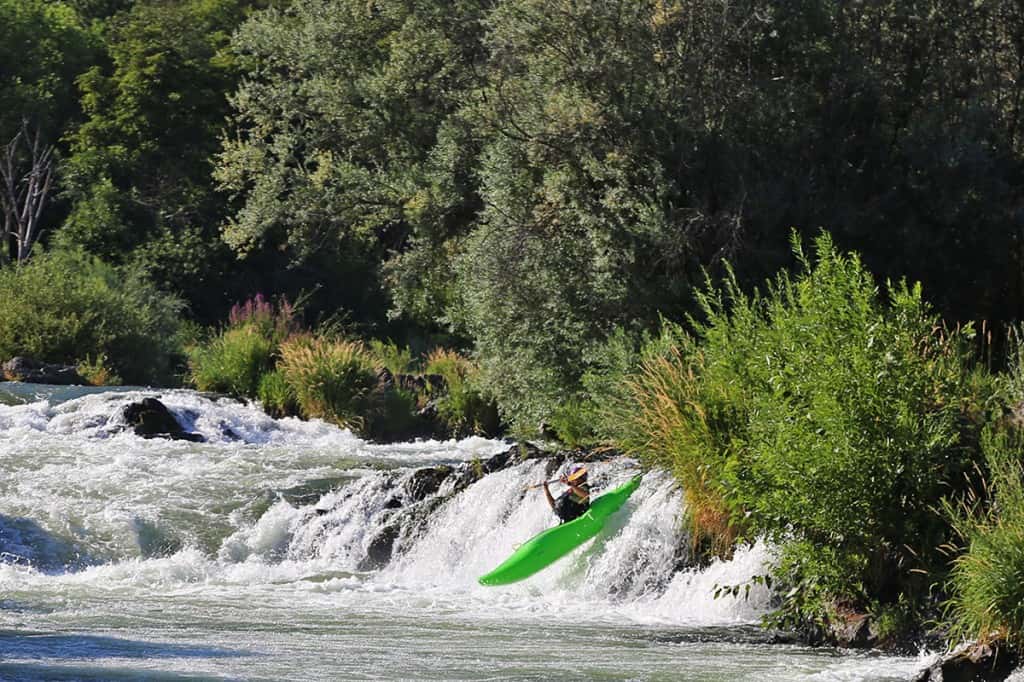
[0,249,184,384]
[599,232,993,630]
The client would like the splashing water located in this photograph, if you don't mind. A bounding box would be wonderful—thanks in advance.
[0,385,933,680]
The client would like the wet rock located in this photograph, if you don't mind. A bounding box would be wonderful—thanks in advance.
[122,397,205,442]
[2,356,85,385]
[403,465,453,503]
[361,523,400,570]
[912,641,1020,682]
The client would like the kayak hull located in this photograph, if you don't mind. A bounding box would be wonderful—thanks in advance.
[477,474,642,586]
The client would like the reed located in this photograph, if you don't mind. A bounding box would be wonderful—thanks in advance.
[257,368,299,418]
[945,427,1024,647]
[278,336,377,432]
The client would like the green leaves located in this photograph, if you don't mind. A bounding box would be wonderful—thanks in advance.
[0,248,184,384]
[601,232,994,628]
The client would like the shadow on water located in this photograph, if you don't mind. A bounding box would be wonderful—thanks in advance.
[0,662,241,682]
[0,630,251,661]
[0,513,93,573]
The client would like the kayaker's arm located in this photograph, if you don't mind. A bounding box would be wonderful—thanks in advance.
[542,481,556,510]
[565,481,590,502]
[559,474,590,502]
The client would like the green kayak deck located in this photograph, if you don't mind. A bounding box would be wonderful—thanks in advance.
[478,474,643,586]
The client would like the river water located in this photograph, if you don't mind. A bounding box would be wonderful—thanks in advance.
[0,384,939,680]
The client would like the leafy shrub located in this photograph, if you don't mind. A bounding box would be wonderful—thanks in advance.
[257,368,299,418]
[424,348,500,437]
[945,426,1024,646]
[188,326,276,397]
[599,232,990,625]
[278,336,378,432]
[0,249,184,384]
[188,294,297,397]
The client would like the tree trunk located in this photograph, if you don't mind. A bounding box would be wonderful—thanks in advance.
[0,121,55,264]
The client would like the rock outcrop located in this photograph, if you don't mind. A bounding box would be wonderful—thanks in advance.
[2,356,85,385]
[913,641,1020,682]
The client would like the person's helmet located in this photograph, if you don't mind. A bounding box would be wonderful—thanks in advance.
[566,464,588,483]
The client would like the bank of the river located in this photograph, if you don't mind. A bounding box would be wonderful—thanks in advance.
[0,384,957,680]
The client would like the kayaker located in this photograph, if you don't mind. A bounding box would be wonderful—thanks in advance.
[543,465,590,523]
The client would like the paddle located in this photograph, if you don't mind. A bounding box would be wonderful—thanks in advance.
[523,478,560,491]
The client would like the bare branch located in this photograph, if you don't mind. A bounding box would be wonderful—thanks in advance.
[0,121,56,263]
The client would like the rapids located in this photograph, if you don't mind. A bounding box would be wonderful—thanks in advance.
[0,384,940,680]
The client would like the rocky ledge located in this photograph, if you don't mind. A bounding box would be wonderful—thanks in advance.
[2,356,85,385]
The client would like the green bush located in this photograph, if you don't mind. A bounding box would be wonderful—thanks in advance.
[188,326,277,398]
[599,232,991,626]
[424,348,500,437]
[278,336,378,433]
[257,368,299,418]
[0,249,184,384]
[187,294,297,398]
[945,426,1024,647]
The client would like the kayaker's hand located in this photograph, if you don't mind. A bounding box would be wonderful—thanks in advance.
[542,481,549,490]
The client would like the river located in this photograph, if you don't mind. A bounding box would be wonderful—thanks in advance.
[0,384,940,680]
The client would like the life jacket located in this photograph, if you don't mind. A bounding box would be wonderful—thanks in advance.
[555,482,591,522]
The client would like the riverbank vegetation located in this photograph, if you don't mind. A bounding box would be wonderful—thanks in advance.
[5,0,1024,654]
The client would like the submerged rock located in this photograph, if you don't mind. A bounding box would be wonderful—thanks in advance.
[2,356,85,385]
[913,641,1020,682]
[122,397,205,442]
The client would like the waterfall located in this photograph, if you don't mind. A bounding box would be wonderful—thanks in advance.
[0,388,774,629]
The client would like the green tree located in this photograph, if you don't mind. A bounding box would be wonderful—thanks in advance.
[458,0,771,426]
[217,0,489,331]
[59,0,255,320]
[0,0,98,263]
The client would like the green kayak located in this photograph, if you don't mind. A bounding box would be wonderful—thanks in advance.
[478,474,643,586]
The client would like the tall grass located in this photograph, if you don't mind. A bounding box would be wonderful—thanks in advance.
[278,336,378,432]
[189,326,277,397]
[945,428,1024,647]
[257,368,298,418]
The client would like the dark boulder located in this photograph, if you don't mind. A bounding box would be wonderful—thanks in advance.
[912,642,1019,682]
[2,356,85,385]
[123,397,205,442]
[403,465,453,503]
[361,523,400,570]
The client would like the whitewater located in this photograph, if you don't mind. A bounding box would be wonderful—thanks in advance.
[0,384,937,680]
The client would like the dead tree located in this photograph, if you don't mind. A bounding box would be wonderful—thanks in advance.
[0,121,55,263]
